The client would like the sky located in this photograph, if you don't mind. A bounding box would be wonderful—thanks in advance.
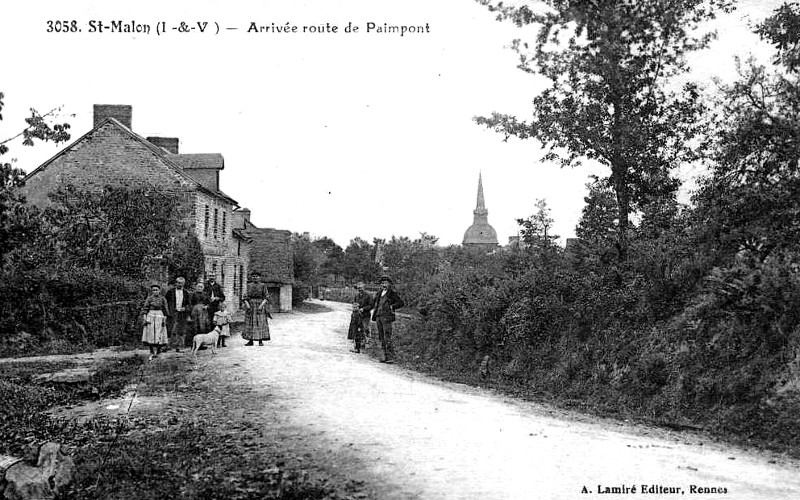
[1,0,784,249]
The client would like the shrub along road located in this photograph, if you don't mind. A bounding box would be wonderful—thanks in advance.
[24,299,800,499]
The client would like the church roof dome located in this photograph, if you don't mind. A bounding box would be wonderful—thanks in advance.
[463,222,498,244]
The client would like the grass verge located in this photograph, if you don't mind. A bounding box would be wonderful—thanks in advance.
[388,317,800,462]
[0,356,145,458]
[61,355,372,499]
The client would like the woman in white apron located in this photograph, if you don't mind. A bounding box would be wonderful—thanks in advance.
[141,284,169,359]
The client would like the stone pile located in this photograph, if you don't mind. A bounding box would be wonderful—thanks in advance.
[0,443,74,500]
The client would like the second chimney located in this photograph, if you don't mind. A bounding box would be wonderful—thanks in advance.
[147,137,180,154]
[238,208,251,227]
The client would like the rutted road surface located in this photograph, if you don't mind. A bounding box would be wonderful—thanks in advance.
[208,300,800,499]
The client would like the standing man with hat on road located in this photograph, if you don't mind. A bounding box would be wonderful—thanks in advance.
[165,276,193,352]
[205,276,226,319]
[371,276,405,363]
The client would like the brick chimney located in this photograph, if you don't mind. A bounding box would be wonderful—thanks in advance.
[147,137,179,154]
[237,208,251,228]
[93,104,132,129]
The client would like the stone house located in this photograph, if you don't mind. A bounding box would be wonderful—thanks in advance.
[232,209,293,312]
[20,104,251,312]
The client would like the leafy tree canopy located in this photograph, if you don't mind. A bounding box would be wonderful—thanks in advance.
[475,0,733,258]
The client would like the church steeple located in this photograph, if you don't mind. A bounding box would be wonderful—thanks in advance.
[475,172,487,215]
[463,172,498,250]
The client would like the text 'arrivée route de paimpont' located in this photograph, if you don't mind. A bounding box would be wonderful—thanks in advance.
[45,20,431,37]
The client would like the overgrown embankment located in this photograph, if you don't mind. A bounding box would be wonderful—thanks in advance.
[389,250,800,458]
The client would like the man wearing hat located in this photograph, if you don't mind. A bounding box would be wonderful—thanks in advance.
[205,276,226,318]
[371,275,405,363]
[165,277,193,352]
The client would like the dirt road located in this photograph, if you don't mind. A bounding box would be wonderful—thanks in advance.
[181,299,798,500]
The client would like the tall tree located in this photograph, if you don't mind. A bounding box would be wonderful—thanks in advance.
[292,233,319,284]
[291,233,345,285]
[342,237,381,283]
[313,236,345,280]
[475,0,732,259]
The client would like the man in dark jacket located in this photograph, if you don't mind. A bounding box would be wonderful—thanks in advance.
[165,277,193,352]
[205,276,226,318]
[371,276,405,363]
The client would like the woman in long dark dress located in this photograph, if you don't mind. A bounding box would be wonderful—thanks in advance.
[242,271,272,346]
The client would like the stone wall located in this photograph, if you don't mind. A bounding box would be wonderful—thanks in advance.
[194,191,245,312]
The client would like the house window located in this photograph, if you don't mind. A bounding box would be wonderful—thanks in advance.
[237,241,241,256]
[212,261,217,280]
[222,212,227,241]
[233,265,238,297]
[213,208,219,239]
[204,205,210,237]
[221,264,226,289]
[239,265,244,297]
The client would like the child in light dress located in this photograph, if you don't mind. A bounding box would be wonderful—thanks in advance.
[213,300,233,348]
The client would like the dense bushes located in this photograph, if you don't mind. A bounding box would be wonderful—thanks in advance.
[0,181,206,356]
[0,267,147,356]
[391,237,800,455]
[666,251,800,435]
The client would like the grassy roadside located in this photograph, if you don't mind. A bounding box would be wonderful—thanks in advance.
[386,317,800,462]
[0,356,145,459]
[60,353,374,500]
[2,342,375,499]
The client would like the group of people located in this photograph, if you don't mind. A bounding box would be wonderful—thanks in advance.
[143,273,400,361]
[347,276,405,364]
[140,276,232,359]
[141,272,273,358]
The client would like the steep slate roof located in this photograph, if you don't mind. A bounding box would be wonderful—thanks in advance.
[244,220,293,284]
[24,118,238,207]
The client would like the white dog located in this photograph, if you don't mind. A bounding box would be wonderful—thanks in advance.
[191,327,220,359]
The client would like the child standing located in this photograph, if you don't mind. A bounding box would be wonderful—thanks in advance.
[213,300,233,348]
[347,303,366,353]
